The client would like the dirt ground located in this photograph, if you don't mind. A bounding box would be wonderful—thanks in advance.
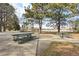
[1,32,79,56]
[70,33,79,39]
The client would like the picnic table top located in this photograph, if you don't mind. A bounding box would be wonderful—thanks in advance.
[12,32,33,36]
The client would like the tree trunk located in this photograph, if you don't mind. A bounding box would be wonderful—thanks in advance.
[74,24,77,30]
[0,20,2,32]
[39,19,42,33]
[0,18,3,32]
[57,9,61,34]
[3,24,6,32]
[57,18,60,34]
[0,12,3,32]
[3,15,6,32]
[31,20,34,32]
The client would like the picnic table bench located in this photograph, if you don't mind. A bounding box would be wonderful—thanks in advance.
[12,32,34,44]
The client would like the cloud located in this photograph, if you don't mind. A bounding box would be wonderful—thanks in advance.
[10,3,31,26]
[10,3,24,18]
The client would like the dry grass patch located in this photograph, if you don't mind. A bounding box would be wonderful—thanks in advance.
[70,33,79,39]
[41,41,79,56]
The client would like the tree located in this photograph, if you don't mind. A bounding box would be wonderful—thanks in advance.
[0,3,20,31]
[24,3,77,33]
[32,3,47,33]
[32,3,77,33]
[24,3,44,33]
[24,5,35,32]
[46,3,77,33]
[69,19,79,32]
[12,14,20,30]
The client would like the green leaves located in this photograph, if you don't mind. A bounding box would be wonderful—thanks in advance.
[23,3,78,33]
[25,8,34,18]
[32,3,46,19]
[34,13,44,19]
[24,3,77,20]
[0,3,20,31]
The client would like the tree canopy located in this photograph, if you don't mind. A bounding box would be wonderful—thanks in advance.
[0,3,20,31]
[24,3,78,33]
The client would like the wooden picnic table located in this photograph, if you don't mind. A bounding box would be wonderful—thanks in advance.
[12,32,34,44]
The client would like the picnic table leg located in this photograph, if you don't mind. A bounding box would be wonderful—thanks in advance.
[13,36,17,41]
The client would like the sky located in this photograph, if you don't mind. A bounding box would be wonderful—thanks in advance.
[10,3,31,26]
[10,3,79,28]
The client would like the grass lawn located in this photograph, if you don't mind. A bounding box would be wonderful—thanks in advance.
[41,41,79,56]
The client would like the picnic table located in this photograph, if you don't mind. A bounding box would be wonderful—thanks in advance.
[12,32,34,44]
